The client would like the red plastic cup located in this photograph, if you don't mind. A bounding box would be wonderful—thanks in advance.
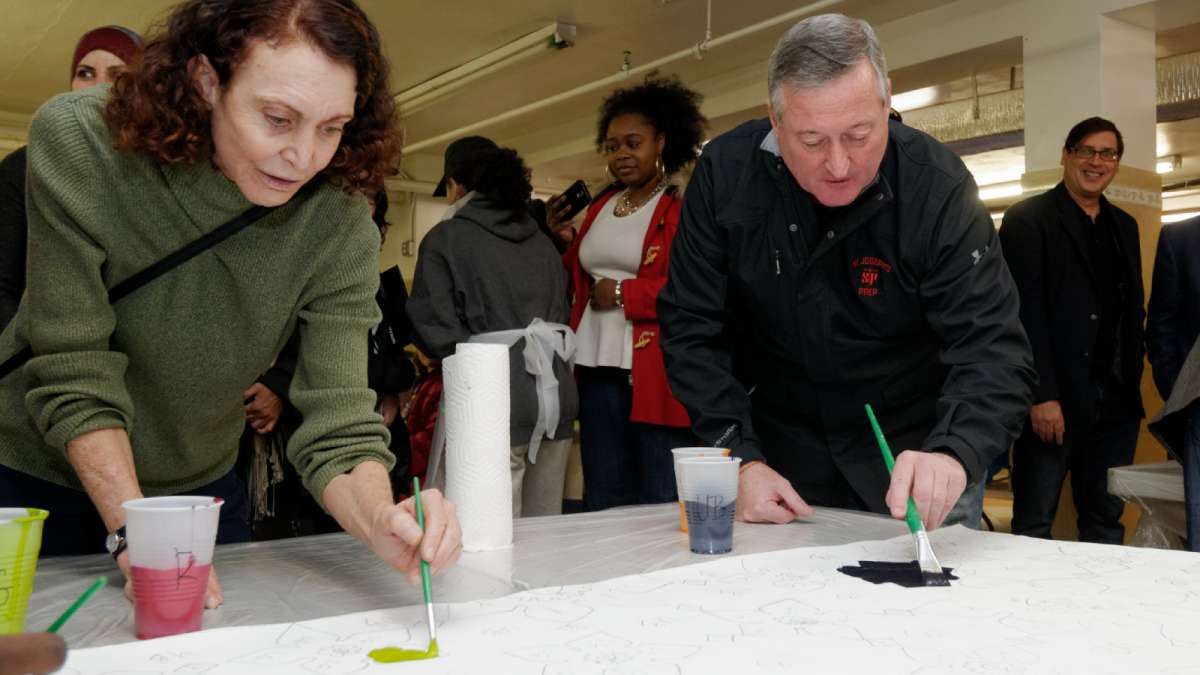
[122,497,221,640]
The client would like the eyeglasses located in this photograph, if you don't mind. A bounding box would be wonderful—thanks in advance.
[1071,146,1121,161]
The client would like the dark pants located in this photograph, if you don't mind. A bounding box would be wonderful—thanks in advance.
[1011,382,1140,545]
[1185,404,1200,552]
[577,365,695,511]
[0,464,250,557]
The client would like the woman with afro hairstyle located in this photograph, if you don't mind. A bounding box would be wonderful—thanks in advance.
[408,136,578,518]
[554,75,707,511]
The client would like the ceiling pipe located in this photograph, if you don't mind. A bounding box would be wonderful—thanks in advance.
[403,0,842,154]
[385,178,441,195]
[395,22,574,109]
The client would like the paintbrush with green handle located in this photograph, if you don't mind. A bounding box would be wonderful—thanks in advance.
[864,404,949,586]
[413,477,439,656]
[367,480,441,664]
[46,576,107,633]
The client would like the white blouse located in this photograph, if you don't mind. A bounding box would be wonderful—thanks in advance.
[574,192,663,370]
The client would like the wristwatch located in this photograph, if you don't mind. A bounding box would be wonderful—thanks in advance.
[614,280,624,308]
[105,526,127,560]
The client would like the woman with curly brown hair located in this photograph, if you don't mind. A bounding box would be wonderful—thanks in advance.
[0,0,460,607]
[554,75,707,511]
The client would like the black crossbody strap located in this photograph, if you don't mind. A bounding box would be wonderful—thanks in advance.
[0,204,275,380]
[108,205,273,302]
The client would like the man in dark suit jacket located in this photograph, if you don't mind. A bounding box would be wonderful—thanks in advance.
[999,117,1145,544]
[1148,215,1200,401]
[1147,214,1200,550]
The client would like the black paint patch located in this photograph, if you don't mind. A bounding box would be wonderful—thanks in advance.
[837,560,958,588]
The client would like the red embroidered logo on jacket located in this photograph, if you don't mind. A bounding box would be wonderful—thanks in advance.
[852,256,893,298]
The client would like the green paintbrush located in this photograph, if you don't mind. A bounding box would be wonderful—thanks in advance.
[46,576,107,633]
[367,478,440,663]
[412,476,439,655]
[864,404,948,586]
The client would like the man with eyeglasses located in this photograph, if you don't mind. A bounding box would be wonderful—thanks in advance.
[1000,116,1146,544]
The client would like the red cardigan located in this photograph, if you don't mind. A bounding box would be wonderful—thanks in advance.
[563,186,690,428]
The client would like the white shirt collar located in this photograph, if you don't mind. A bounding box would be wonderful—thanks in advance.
[440,190,477,220]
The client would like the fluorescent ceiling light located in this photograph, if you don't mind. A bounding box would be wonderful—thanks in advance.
[1156,155,1181,174]
[970,168,1023,187]
[891,86,938,112]
[1163,211,1199,224]
[395,22,576,115]
[978,182,1023,201]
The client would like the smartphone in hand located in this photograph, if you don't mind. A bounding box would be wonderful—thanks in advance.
[553,179,591,222]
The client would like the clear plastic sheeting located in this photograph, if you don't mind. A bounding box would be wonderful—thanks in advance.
[1108,461,1187,550]
[26,504,905,648]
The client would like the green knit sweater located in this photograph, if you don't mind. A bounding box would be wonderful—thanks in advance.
[0,87,393,502]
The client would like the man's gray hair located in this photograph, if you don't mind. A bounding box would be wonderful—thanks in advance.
[767,13,889,116]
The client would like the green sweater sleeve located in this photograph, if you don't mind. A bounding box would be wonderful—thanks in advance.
[22,94,133,451]
[286,208,394,505]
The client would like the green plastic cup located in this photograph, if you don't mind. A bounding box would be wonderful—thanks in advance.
[0,508,48,634]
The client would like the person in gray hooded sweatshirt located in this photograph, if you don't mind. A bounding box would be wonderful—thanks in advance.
[408,136,578,517]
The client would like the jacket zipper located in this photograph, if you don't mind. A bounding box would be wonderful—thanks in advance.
[774,249,781,276]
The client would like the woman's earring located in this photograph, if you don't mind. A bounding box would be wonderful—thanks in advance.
[656,155,666,179]
[605,165,615,182]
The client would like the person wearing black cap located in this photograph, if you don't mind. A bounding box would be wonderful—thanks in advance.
[1,25,145,333]
[408,136,578,517]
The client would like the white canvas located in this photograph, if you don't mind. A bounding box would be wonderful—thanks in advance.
[62,526,1200,674]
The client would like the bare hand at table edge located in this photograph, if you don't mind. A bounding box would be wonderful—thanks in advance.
[370,489,462,586]
[886,450,967,530]
[117,550,225,610]
[736,462,814,523]
[0,632,66,675]
[589,278,620,311]
[62,428,228,609]
[244,382,283,434]
[1030,400,1065,446]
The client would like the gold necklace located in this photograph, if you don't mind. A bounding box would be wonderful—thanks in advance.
[613,177,669,218]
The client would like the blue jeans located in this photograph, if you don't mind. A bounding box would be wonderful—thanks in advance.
[1185,404,1200,552]
[577,366,695,511]
[1012,403,1140,545]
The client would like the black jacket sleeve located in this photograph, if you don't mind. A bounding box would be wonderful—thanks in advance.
[368,347,416,395]
[998,201,1058,403]
[258,327,301,401]
[921,180,1035,481]
[0,147,28,334]
[1147,225,1183,399]
[658,150,763,462]
[368,267,417,395]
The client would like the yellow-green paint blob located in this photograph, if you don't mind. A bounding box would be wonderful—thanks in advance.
[369,639,439,663]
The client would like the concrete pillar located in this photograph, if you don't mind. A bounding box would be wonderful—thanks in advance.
[1018,1,1164,542]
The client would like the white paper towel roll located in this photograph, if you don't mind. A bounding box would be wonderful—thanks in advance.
[442,342,513,551]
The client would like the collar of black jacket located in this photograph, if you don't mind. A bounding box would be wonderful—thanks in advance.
[1052,180,1116,222]
[758,126,895,262]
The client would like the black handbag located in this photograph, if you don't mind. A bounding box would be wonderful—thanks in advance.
[0,204,276,379]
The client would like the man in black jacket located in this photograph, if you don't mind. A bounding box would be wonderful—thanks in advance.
[659,13,1034,530]
[999,117,1145,544]
[1148,214,1200,551]
[1148,214,1200,402]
